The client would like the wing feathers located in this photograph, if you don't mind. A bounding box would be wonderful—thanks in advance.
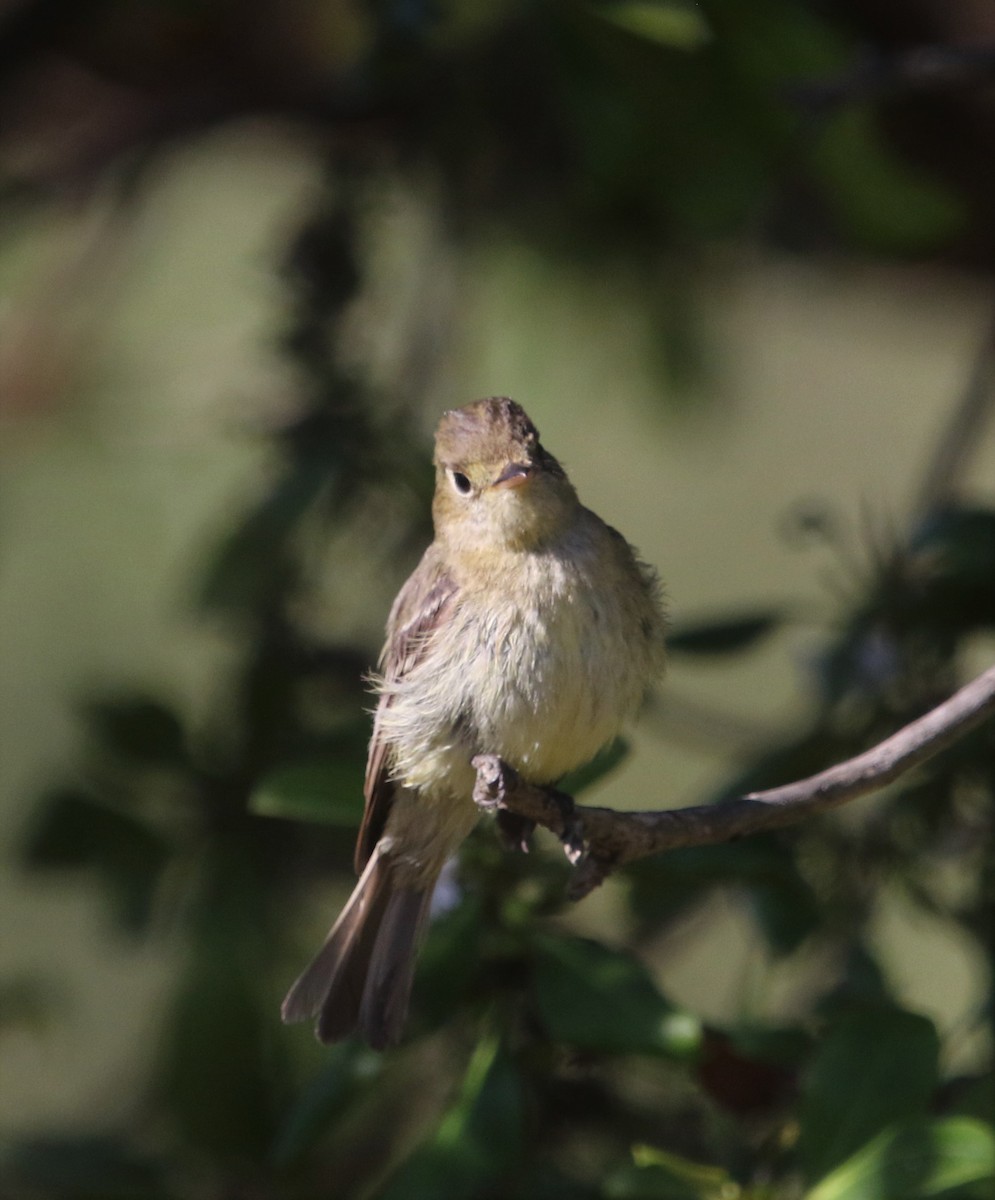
[355,549,458,872]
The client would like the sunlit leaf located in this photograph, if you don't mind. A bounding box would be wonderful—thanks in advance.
[806,1117,995,1200]
[606,1143,738,1197]
[591,1,711,51]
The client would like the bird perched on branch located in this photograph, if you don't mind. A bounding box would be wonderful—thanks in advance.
[281,396,667,1047]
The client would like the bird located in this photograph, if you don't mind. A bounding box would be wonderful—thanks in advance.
[281,396,667,1047]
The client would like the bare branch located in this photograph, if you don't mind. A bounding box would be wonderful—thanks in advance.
[473,664,995,900]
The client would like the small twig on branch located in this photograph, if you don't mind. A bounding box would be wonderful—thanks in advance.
[472,665,995,900]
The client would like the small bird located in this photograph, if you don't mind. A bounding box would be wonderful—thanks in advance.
[281,397,667,1047]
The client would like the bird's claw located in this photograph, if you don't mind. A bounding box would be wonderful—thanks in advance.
[548,788,585,864]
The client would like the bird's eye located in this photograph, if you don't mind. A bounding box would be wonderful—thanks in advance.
[450,471,472,496]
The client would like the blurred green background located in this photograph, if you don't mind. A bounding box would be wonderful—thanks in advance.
[0,2,993,1197]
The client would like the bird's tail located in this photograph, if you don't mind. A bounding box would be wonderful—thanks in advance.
[280,842,434,1049]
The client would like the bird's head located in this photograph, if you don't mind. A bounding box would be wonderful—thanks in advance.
[432,397,578,552]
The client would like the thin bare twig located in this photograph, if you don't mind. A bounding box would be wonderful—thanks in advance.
[472,664,995,900]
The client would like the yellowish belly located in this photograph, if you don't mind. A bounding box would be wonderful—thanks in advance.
[380,550,656,793]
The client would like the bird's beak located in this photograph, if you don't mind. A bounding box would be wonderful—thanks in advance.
[492,462,533,489]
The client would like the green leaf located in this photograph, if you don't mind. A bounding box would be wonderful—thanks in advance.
[606,1145,738,1198]
[250,758,364,825]
[559,737,630,795]
[667,611,785,656]
[532,934,701,1058]
[591,1,711,51]
[798,1007,940,1182]
[806,1117,995,1200]
[379,1037,523,1200]
[814,107,964,252]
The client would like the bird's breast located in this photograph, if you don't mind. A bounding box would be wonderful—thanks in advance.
[380,535,662,792]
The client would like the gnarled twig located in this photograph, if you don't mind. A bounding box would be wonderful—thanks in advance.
[473,664,995,900]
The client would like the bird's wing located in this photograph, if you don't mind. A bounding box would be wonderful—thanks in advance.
[354,546,459,872]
